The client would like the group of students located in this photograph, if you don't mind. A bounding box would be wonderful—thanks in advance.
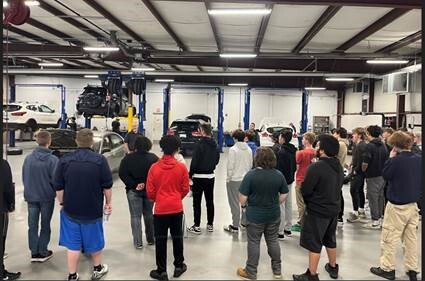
[0,121,421,281]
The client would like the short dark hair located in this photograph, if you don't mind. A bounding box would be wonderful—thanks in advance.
[134,136,152,152]
[255,147,277,169]
[246,130,256,141]
[335,127,348,139]
[317,134,339,157]
[279,128,293,144]
[271,131,280,143]
[200,123,212,136]
[159,135,181,155]
[232,129,245,142]
[367,125,383,138]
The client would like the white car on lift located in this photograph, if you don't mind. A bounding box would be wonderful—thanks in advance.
[257,117,299,147]
[3,102,61,131]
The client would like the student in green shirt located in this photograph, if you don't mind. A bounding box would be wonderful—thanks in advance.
[236,147,289,280]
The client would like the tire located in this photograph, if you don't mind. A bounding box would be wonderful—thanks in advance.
[7,148,23,156]
[26,119,38,131]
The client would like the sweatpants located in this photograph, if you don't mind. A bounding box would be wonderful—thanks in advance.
[154,212,184,273]
[366,176,385,221]
[350,174,365,211]
[192,178,215,226]
[0,213,9,278]
[226,181,246,228]
[380,202,419,272]
[279,184,292,233]
[338,191,345,221]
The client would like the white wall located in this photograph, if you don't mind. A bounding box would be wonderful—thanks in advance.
[10,75,338,141]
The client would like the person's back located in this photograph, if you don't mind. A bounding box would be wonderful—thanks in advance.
[119,151,159,192]
[277,143,297,185]
[227,141,253,182]
[364,138,388,178]
[337,139,348,167]
[189,136,220,176]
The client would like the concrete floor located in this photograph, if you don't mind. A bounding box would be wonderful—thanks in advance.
[3,141,421,280]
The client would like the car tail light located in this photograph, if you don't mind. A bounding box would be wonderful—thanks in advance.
[192,131,202,137]
[11,111,27,116]
[261,132,269,137]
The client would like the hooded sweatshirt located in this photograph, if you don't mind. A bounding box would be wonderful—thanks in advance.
[22,147,59,202]
[336,138,349,168]
[227,142,253,182]
[0,159,15,213]
[189,137,220,178]
[147,155,190,215]
[277,143,297,185]
[301,157,344,218]
[363,138,389,178]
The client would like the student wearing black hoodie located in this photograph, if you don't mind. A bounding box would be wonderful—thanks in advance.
[293,134,344,281]
[187,123,220,234]
[119,136,159,249]
[277,129,297,239]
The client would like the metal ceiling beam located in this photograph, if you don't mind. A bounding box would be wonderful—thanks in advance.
[254,4,274,53]
[5,25,56,45]
[38,0,106,40]
[334,8,410,52]
[292,6,341,53]
[82,0,153,49]
[205,1,222,52]
[375,31,422,53]
[154,0,422,9]
[26,18,84,46]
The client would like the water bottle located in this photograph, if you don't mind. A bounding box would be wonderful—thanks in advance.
[103,208,111,222]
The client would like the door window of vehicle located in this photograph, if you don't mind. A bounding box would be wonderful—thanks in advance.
[92,137,102,153]
[38,105,54,113]
[101,137,112,153]
[26,105,38,111]
[110,134,124,150]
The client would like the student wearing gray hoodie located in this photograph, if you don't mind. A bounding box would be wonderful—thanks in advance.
[22,130,59,263]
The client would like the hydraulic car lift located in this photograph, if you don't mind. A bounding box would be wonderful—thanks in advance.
[243,88,251,130]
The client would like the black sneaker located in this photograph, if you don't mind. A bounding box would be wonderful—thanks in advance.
[68,273,79,281]
[38,250,53,263]
[30,254,41,263]
[187,225,201,235]
[284,230,292,236]
[3,271,21,281]
[147,241,155,246]
[293,269,319,281]
[223,225,239,233]
[325,263,339,279]
[150,270,168,281]
[406,271,418,281]
[370,267,395,280]
[278,234,284,241]
[173,263,187,278]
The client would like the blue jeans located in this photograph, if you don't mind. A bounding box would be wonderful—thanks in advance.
[27,201,55,256]
[126,190,154,247]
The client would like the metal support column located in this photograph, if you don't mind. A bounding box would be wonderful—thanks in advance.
[60,86,67,129]
[85,117,92,129]
[138,94,145,135]
[217,88,224,153]
[9,77,16,147]
[163,84,171,136]
[301,89,309,134]
[243,88,251,130]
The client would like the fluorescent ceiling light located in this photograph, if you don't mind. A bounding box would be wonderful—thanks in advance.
[131,67,155,72]
[208,9,272,15]
[84,75,99,79]
[3,1,8,7]
[83,46,120,52]
[25,0,39,6]
[38,62,63,67]
[367,59,409,65]
[155,79,174,82]
[220,53,257,58]
[325,77,354,82]
[305,87,326,90]
[228,83,248,87]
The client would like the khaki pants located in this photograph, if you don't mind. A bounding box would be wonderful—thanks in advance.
[295,183,305,224]
[380,202,419,272]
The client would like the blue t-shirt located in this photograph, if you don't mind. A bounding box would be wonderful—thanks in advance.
[239,168,289,224]
[54,148,113,221]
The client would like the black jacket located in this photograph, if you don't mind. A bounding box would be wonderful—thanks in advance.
[119,151,159,194]
[302,157,344,218]
[0,159,15,213]
[271,143,281,159]
[189,137,220,178]
[352,141,368,175]
[277,143,297,185]
[363,138,389,178]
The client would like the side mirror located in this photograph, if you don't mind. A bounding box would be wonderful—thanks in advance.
[101,148,112,154]
[51,109,55,113]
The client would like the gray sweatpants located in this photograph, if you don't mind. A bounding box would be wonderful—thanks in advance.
[366,176,385,221]
[245,218,281,278]
[279,184,293,232]
[227,181,246,227]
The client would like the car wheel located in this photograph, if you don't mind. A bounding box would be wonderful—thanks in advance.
[26,119,38,132]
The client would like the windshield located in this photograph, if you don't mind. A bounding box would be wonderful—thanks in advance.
[170,122,199,132]
[3,104,22,112]
[266,127,293,134]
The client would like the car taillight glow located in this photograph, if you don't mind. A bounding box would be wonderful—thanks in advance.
[192,131,202,137]
[11,111,27,116]
[261,132,269,137]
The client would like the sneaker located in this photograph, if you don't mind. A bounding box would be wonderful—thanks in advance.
[273,272,282,279]
[3,271,21,281]
[325,263,339,279]
[136,244,144,249]
[362,222,381,230]
[278,234,284,241]
[91,264,108,280]
[68,273,79,281]
[236,267,255,280]
[291,223,301,232]
[347,212,360,223]
[147,241,155,246]
[284,230,292,237]
[293,269,320,281]
[30,254,41,263]
[224,225,239,233]
[337,218,344,227]
[173,263,187,278]
[240,224,247,231]
[358,210,367,219]
[37,250,53,263]
[187,225,201,235]
[207,224,214,232]
[370,267,395,280]
[150,269,169,281]
[407,270,418,281]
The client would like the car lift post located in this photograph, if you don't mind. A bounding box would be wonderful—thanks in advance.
[8,78,16,148]
[138,94,145,135]
[243,88,251,130]
[217,88,224,153]
[301,89,309,135]
[162,84,171,136]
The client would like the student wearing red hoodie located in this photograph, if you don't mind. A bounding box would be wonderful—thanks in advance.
[147,135,190,281]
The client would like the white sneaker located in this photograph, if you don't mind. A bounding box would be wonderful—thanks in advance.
[362,222,381,230]
[91,264,108,280]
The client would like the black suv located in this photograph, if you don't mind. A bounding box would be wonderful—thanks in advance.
[167,119,203,156]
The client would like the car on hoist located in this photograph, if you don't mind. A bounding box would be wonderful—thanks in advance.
[257,118,299,148]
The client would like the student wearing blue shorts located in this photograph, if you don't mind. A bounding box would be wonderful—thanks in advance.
[54,129,113,281]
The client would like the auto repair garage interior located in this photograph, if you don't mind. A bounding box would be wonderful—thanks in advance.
[0,0,423,280]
